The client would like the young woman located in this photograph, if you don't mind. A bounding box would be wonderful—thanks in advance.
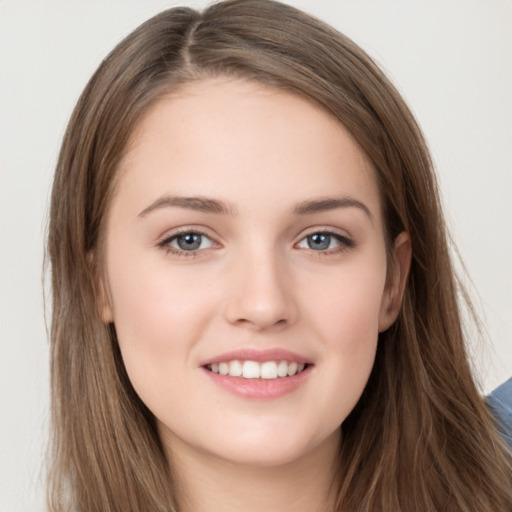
[47,1,512,510]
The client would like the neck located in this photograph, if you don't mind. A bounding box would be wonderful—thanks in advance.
[168,431,340,512]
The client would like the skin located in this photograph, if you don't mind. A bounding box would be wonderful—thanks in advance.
[100,78,411,512]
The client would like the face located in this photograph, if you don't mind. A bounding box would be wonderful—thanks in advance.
[101,78,409,469]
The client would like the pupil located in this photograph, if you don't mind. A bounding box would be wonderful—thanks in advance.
[177,234,201,250]
[308,233,330,250]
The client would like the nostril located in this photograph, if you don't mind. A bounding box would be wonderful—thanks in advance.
[232,316,289,331]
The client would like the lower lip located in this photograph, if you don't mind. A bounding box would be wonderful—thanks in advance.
[202,366,312,399]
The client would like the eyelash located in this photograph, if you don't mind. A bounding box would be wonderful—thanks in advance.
[157,229,217,258]
[295,230,355,255]
[157,229,355,258]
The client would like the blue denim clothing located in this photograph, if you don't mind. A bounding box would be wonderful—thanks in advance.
[487,378,512,449]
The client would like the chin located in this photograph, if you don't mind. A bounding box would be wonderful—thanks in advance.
[211,441,316,468]
[192,423,341,470]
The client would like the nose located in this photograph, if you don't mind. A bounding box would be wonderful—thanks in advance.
[223,248,298,331]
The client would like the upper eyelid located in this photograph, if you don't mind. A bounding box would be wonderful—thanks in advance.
[157,226,220,244]
[158,230,219,258]
[296,226,353,241]
[156,225,354,247]
[294,228,356,252]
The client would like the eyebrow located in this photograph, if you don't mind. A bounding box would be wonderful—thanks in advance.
[293,197,373,220]
[138,194,372,220]
[138,195,237,217]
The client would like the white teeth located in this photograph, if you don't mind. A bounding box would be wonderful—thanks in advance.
[207,360,308,379]
[242,361,260,379]
[277,360,288,377]
[260,361,278,379]
[229,360,243,377]
[287,361,298,376]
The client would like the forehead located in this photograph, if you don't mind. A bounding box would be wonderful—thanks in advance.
[114,77,381,219]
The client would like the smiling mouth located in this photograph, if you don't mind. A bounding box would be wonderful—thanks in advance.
[204,360,310,379]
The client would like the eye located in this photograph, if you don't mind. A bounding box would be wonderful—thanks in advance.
[296,231,353,252]
[160,231,215,254]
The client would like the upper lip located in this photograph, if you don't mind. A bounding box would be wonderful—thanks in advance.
[200,348,312,366]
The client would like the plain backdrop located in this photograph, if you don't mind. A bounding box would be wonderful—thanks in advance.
[1,1,511,510]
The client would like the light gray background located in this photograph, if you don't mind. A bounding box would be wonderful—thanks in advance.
[1,1,511,510]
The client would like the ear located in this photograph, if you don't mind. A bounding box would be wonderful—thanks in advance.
[378,232,411,332]
[96,275,114,324]
[88,252,114,324]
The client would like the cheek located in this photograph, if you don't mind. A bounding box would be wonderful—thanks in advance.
[301,264,386,414]
[107,264,220,426]
[106,260,213,382]
[304,261,387,340]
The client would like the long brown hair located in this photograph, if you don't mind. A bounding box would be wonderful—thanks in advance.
[47,1,512,510]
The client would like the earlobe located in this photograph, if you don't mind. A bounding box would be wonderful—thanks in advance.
[97,277,114,324]
[88,252,114,324]
[378,232,412,332]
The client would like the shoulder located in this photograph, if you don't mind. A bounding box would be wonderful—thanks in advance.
[487,378,512,448]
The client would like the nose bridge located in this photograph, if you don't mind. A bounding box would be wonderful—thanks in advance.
[223,239,297,330]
